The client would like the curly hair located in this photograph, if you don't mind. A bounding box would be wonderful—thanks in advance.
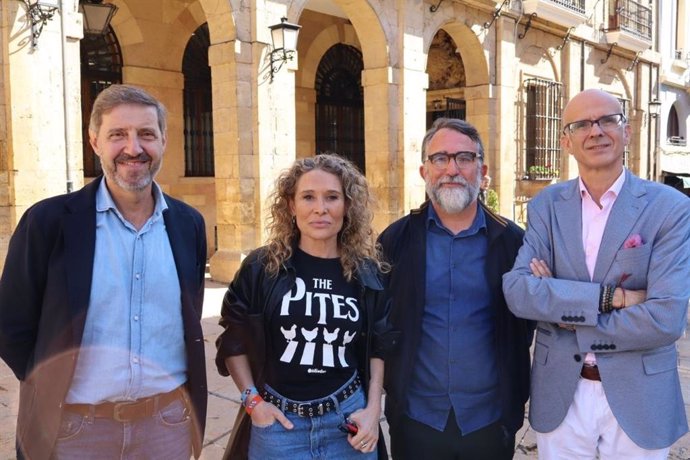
[263,153,388,280]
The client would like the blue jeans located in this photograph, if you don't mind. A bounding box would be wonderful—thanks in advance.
[53,398,192,460]
[249,377,377,460]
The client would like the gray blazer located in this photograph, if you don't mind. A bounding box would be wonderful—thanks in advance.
[503,169,690,449]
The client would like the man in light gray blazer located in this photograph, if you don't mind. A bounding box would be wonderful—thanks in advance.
[503,89,690,459]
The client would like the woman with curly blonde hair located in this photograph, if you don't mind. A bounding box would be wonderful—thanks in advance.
[264,153,387,280]
[216,153,399,460]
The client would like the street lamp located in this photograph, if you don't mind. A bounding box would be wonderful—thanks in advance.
[648,99,662,118]
[268,17,301,82]
[79,0,118,36]
[648,98,662,181]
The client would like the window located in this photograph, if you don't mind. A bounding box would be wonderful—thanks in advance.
[524,78,562,179]
[183,23,214,177]
[667,104,686,145]
[80,26,122,177]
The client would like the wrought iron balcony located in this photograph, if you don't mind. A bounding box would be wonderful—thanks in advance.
[605,0,653,52]
[522,0,586,29]
[546,0,585,14]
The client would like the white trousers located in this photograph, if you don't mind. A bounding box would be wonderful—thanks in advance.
[535,378,670,460]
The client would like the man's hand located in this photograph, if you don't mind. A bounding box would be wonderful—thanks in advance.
[613,287,646,309]
[530,258,552,278]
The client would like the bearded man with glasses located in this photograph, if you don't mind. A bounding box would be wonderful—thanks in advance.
[379,118,534,459]
[504,88,690,458]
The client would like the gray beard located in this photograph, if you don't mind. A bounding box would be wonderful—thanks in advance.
[427,173,481,214]
[102,155,161,192]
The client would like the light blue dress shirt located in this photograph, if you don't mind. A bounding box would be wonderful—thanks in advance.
[65,180,186,404]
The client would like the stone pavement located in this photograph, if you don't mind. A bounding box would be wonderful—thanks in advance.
[2,279,690,459]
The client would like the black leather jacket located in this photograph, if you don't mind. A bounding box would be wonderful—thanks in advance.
[215,246,399,460]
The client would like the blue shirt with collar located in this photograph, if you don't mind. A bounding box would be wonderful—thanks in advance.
[406,203,500,433]
[65,179,186,404]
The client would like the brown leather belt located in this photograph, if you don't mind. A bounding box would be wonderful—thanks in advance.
[580,365,601,381]
[63,386,186,422]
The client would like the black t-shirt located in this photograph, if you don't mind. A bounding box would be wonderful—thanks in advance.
[266,248,363,400]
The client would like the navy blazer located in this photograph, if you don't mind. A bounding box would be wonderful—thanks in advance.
[0,177,208,460]
[379,201,534,435]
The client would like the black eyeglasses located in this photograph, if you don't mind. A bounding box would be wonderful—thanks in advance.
[563,113,626,137]
[425,151,481,170]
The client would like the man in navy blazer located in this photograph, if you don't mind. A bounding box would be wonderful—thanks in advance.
[0,85,207,459]
[503,89,690,458]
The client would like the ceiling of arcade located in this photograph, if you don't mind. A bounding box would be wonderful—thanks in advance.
[106,0,396,74]
[109,0,233,69]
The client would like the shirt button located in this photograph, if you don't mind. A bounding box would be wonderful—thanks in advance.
[133,357,139,364]
[133,315,139,321]
[135,273,141,280]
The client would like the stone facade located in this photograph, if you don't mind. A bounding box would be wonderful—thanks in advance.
[0,0,662,281]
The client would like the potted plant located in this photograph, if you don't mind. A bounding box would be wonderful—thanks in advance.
[527,165,559,180]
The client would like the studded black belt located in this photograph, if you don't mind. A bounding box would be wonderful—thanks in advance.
[261,375,361,417]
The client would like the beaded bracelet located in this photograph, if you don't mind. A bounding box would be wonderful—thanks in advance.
[241,385,258,404]
[599,284,614,313]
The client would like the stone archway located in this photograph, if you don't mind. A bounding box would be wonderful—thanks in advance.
[292,0,400,228]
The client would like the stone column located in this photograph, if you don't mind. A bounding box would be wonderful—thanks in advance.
[209,34,300,283]
[492,16,519,218]
[361,66,403,231]
[398,53,429,216]
[560,39,586,180]
[208,39,250,283]
[0,0,83,271]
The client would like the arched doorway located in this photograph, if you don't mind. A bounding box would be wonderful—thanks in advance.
[426,29,466,128]
[80,26,122,177]
[314,44,365,173]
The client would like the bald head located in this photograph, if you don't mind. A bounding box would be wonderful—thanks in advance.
[562,89,624,127]
[560,88,630,179]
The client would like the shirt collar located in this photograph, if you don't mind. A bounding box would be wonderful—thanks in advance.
[578,168,626,205]
[96,178,168,216]
[425,201,487,236]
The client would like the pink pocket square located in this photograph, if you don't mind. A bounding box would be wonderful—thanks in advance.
[623,234,643,249]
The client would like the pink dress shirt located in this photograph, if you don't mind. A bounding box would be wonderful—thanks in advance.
[580,168,626,365]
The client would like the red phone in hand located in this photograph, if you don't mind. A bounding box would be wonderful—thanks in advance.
[338,419,358,435]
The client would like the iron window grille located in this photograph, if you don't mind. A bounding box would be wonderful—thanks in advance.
[610,0,653,40]
[524,78,563,180]
[550,0,586,14]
